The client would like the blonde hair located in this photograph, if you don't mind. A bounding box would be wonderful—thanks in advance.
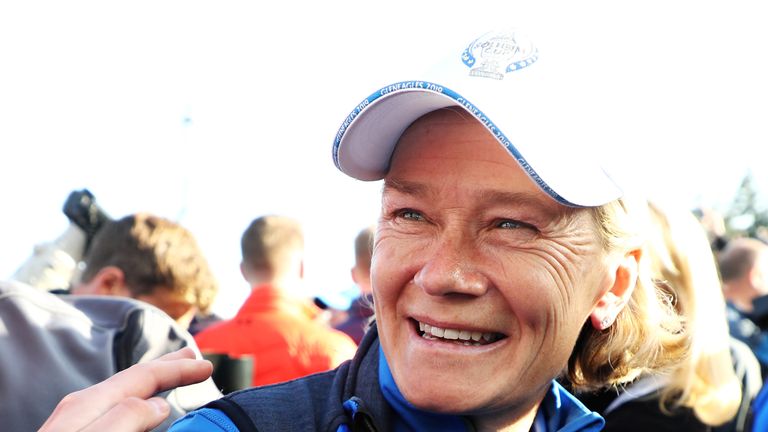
[646,200,742,426]
[567,197,689,390]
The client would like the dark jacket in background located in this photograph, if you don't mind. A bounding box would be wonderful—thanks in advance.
[334,295,374,345]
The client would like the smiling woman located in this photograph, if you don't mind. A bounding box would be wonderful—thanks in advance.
[365,109,687,430]
[375,109,630,424]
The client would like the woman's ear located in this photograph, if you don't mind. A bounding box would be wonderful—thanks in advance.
[590,249,641,330]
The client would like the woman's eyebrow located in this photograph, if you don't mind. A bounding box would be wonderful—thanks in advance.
[382,178,429,197]
[480,190,576,222]
[479,190,553,211]
[383,179,572,221]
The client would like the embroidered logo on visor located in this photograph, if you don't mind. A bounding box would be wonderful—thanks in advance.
[461,29,538,80]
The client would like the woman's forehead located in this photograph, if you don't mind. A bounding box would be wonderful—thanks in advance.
[391,112,511,170]
[389,112,548,199]
[398,108,482,144]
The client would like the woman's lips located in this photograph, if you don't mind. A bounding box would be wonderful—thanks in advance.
[413,319,505,346]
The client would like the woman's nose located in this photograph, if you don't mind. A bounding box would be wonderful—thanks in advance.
[413,233,490,298]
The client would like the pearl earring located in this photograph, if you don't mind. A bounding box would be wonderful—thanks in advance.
[601,317,610,329]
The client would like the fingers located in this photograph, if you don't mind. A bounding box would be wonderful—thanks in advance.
[156,346,198,362]
[39,347,213,432]
[139,347,214,392]
[78,397,170,432]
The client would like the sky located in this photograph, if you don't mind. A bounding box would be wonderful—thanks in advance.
[1,1,767,318]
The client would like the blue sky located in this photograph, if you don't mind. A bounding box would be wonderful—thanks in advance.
[1,1,766,317]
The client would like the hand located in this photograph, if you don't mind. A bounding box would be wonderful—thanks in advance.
[39,347,213,432]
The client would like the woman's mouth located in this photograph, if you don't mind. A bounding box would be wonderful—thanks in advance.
[413,319,505,346]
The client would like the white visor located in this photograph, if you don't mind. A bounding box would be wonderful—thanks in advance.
[333,27,624,208]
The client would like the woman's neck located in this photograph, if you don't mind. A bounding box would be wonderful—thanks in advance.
[469,397,541,432]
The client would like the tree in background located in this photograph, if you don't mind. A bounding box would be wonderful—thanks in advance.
[725,172,768,241]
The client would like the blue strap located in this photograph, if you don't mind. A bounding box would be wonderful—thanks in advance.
[167,407,241,431]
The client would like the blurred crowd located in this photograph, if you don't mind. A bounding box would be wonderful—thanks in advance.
[0,190,378,430]
[6,188,768,431]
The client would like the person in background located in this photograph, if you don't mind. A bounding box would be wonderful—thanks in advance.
[334,225,376,344]
[70,212,219,330]
[193,215,357,386]
[0,279,222,431]
[720,237,768,319]
[576,200,762,431]
[718,237,768,377]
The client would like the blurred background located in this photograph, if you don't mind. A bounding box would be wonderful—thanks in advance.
[1,1,766,318]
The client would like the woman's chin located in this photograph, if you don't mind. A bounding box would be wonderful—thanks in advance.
[400,384,485,415]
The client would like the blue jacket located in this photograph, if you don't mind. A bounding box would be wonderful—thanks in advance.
[726,301,768,378]
[170,324,603,432]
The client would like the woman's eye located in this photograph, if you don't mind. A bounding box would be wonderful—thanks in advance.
[398,209,424,221]
[498,220,519,229]
[497,219,535,231]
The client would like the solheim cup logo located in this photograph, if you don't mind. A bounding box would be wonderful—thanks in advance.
[461,29,538,80]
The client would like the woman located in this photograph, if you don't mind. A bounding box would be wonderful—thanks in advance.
[43,26,689,432]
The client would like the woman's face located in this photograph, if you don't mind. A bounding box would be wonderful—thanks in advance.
[373,110,616,428]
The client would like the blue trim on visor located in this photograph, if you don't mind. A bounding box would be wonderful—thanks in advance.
[332,81,577,207]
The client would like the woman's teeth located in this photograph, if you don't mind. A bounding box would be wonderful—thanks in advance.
[418,321,500,345]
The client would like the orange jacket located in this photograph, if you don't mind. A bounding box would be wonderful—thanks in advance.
[194,284,357,387]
